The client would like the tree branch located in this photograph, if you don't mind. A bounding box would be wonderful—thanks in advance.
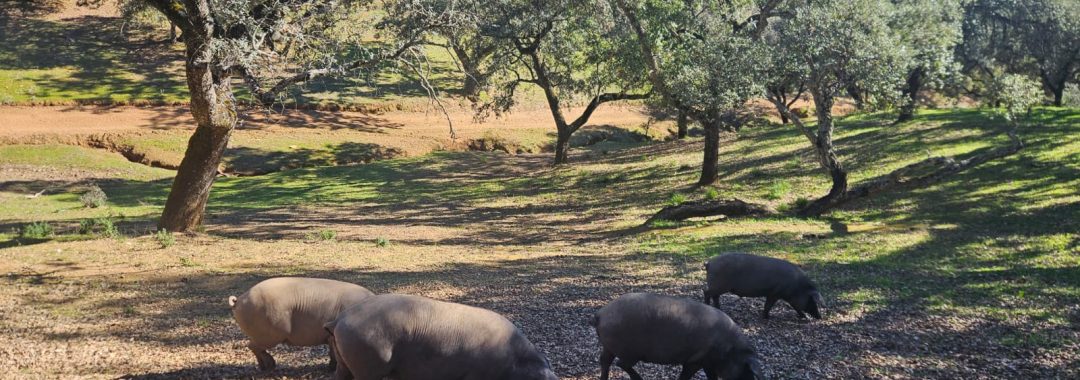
[143,0,192,33]
[249,42,422,105]
[568,91,651,132]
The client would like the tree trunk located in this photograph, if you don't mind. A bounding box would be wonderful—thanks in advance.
[677,110,689,139]
[846,83,865,110]
[698,118,720,186]
[768,90,790,124]
[897,67,923,123]
[460,57,486,99]
[159,38,238,232]
[553,126,571,165]
[799,93,848,217]
[462,74,482,98]
[1052,84,1064,107]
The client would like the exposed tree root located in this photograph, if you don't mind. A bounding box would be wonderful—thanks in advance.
[644,198,774,226]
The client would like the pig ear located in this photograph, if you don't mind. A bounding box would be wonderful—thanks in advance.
[749,357,766,380]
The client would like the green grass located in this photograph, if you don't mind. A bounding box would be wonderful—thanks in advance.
[2,109,1077,327]
[0,145,173,179]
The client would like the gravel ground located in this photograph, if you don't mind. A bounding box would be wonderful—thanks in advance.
[1,237,1075,380]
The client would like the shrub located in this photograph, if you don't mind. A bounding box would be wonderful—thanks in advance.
[794,197,810,209]
[667,193,688,206]
[988,74,1043,123]
[155,229,175,248]
[318,229,337,241]
[703,187,720,201]
[179,257,198,267]
[78,219,97,234]
[375,237,390,247]
[79,185,108,208]
[78,217,118,237]
[765,180,792,200]
[1063,83,1080,107]
[20,222,53,239]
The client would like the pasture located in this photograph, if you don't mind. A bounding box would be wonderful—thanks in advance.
[1,1,1078,379]
[2,107,1077,378]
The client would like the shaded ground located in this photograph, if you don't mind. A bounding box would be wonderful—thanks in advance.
[0,109,1077,379]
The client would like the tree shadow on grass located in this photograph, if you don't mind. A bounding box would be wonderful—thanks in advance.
[225,143,406,176]
[0,15,188,103]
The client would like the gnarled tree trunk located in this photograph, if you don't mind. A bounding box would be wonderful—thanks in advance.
[897,67,924,123]
[798,91,848,217]
[459,54,487,99]
[846,83,865,110]
[159,36,238,232]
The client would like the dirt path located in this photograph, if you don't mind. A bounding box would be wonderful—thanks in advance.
[0,104,667,174]
[0,104,655,141]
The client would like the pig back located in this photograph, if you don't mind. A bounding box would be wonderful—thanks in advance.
[245,277,374,346]
[334,294,542,380]
[595,293,734,365]
[708,253,803,297]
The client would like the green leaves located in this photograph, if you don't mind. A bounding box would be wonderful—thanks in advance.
[769,0,908,102]
[988,74,1043,123]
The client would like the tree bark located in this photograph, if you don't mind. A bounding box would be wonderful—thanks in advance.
[462,73,483,99]
[677,110,689,139]
[846,83,865,110]
[458,53,486,99]
[798,91,848,217]
[159,34,238,232]
[553,127,571,165]
[699,118,721,186]
[897,67,924,123]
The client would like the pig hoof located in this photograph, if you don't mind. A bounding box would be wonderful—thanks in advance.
[257,358,276,372]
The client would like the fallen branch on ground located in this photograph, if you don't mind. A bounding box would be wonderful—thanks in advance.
[644,198,773,226]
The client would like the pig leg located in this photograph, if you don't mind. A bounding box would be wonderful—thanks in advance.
[762,296,778,319]
[616,358,645,380]
[333,360,354,380]
[248,342,276,371]
[327,337,341,372]
[599,349,615,380]
[677,365,702,380]
[703,368,719,380]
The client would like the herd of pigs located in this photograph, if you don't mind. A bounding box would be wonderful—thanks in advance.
[227,253,825,380]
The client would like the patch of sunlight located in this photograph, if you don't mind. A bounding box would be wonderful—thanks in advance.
[839,288,889,314]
